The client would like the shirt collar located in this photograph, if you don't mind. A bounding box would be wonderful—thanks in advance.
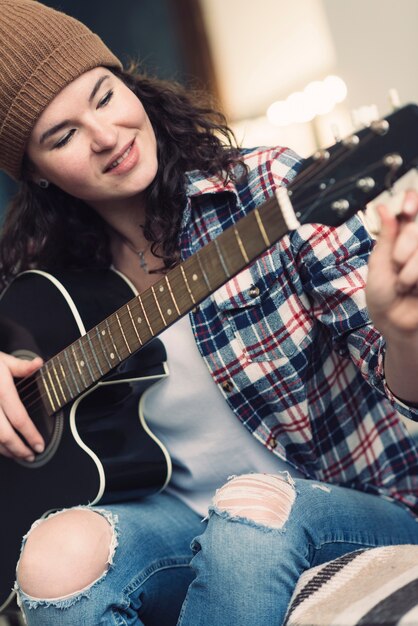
[184,169,239,199]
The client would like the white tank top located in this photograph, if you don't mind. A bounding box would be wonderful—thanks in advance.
[142,315,304,516]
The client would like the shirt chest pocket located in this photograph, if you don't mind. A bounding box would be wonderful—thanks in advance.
[212,259,313,363]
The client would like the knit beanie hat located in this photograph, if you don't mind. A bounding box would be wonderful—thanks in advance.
[0,0,122,180]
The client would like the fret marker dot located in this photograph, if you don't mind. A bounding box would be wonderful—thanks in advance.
[192,274,198,281]
[159,285,164,292]
[80,360,85,367]
[110,353,115,359]
[101,330,106,335]
[137,317,142,324]
[167,308,172,316]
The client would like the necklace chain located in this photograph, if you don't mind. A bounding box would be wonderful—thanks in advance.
[111,227,150,274]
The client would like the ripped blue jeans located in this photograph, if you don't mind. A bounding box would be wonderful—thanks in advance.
[15,476,418,626]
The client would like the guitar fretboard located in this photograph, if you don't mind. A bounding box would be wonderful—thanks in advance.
[37,194,287,414]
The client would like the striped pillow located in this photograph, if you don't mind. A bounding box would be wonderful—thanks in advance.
[284,545,418,625]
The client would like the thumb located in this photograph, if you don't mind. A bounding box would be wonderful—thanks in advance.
[376,204,399,247]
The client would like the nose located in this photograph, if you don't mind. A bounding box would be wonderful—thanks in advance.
[89,118,118,153]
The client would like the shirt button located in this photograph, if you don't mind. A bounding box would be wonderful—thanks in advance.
[221,380,234,393]
[270,437,277,449]
[249,285,260,298]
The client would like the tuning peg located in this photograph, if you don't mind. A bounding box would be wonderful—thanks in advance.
[388,88,401,111]
[342,134,360,148]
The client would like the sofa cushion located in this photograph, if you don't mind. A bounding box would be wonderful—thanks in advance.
[284,545,418,625]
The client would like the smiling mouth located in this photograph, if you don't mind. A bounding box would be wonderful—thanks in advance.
[105,141,134,172]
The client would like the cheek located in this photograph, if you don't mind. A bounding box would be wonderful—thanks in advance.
[44,156,97,199]
[125,93,155,140]
[27,136,91,189]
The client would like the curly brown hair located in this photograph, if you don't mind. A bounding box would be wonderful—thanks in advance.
[0,65,244,289]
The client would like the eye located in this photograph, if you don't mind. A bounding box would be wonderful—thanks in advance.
[53,129,76,149]
[97,89,114,109]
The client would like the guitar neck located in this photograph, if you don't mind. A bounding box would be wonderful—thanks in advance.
[37,193,288,414]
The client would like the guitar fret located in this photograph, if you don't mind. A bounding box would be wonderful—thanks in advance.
[137,295,154,334]
[96,326,114,369]
[180,265,196,304]
[39,368,57,413]
[115,312,132,354]
[104,319,121,362]
[44,363,61,410]
[50,360,68,405]
[214,238,230,277]
[196,251,212,291]
[64,349,81,395]
[254,207,271,247]
[78,339,96,382]
[165,275,181,316]
[126,302,143,346]
[155,280,181,323]
[85,333,104,376]
[151,285,167,327]
[233,226,250,263]
[58,360,73,400]
[71,344,91,387]
[128,299,152,344]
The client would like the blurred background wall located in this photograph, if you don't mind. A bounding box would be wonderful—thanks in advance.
[1,0,417,217]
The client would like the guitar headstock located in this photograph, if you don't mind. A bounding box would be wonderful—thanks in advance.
[289,103,418,227]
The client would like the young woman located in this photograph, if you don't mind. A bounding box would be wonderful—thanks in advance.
[0,1,418,625]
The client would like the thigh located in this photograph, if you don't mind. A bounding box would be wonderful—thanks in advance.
[177,476,418,626]
[17,491,202,626]
[288,479,418,567]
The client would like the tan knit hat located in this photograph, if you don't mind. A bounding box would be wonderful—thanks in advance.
[0,0,122,180]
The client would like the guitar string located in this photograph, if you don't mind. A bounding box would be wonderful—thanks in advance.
[12,155,397,417]
[290,160,386,225]
[287,128,378,197]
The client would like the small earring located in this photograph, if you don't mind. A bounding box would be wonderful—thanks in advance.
[38,179,49,189]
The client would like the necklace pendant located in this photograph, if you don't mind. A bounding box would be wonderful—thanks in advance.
[137,250,149,273]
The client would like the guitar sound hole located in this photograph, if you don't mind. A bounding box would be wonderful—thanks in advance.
[17,410,64,469]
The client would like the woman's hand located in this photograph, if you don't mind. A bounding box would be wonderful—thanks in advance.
[0,352,45,461]
[366,189,418,342]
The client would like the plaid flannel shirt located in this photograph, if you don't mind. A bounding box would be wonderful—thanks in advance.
[179,145,418,518]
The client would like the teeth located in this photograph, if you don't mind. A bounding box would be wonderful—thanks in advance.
[108,144,132,170]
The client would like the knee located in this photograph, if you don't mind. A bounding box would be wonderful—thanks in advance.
[212,473,296,529]
[16,508,114,599]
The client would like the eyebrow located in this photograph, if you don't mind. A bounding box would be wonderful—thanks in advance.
[88,74,111,103]
[39,74,111,144]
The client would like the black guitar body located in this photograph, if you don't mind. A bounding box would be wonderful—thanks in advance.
[0,269,171,611]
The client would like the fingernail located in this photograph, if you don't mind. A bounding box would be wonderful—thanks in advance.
[25,455,35,462]
[403,198,416,215]
[34,444,44,454]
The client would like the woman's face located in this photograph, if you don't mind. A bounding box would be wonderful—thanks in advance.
[26,67,158,213]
